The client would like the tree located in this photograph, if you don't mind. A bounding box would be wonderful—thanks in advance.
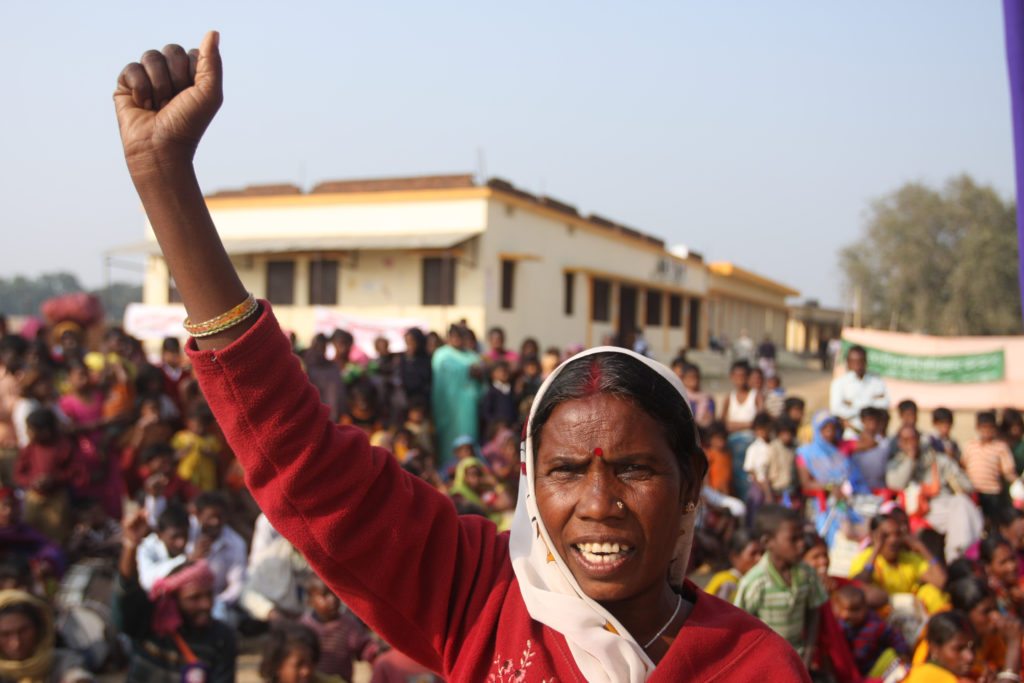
[840,175,1022,336]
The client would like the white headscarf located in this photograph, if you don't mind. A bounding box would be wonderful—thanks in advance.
[508,346,702,683]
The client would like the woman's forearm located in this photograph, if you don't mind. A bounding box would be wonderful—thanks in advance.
[130,162,251,350]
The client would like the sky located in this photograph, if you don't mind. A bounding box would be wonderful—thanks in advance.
[0,1,1014,307]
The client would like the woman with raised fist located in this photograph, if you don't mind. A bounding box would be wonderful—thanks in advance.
[113,33,807,682]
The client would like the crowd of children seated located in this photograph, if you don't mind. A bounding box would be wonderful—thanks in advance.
[2,311,1023,682]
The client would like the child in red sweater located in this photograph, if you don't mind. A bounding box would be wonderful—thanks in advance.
[13,407,80,543]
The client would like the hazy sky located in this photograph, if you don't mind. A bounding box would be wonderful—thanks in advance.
[0,1,1014,307]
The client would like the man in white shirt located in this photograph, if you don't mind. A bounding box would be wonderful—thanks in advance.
[136,503,190,591]
[829,344,890,438]
[188,492,248,623]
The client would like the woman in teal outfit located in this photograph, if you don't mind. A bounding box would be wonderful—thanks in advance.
[430,325,482,473]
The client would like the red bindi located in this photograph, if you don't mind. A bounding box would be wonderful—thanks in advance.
[593,447,604,458]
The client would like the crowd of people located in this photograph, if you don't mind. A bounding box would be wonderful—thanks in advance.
[1,311,1024,682]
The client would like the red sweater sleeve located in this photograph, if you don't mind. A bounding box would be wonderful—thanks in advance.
[186,303,509,675]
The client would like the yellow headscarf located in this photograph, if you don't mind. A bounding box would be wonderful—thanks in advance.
[0,589,55,683]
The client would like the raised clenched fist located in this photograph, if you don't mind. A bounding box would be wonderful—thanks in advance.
[113,31,223,173]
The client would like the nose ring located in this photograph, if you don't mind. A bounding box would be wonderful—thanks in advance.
[615,499,625,510]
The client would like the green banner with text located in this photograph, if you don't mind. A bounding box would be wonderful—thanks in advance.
[840,341,1005,383]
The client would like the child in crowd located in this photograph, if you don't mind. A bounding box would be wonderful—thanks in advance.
[675,361,714,430]
[259,621,345,683]
[1003,408,1024,475]
[136,503,190,591]
[300,576,377,682]
[832,583,910,676]
[766,418,798,504]
[479,361,517,438]
[903,611,976,683]
[748,367,765,399]
[848,406,891,491]
[13,407,78,543]
[172,403,221,493]
[705,528,762,603]
[138,443,198,526]
[722,360,759,500]
[402,399,433,455]
[703,421,733,495]
[962,411,1018,520]
[734,505,828,665]
[928,407,961,464]
[784,396,812,446]
[66,497,122,562]
[540,347,561,379]
[897,399,918,431]
[763,375,786,418]
[743,413,775,511]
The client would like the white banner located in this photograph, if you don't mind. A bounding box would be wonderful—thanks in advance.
[313,308,430,355]
[123,303,187,341]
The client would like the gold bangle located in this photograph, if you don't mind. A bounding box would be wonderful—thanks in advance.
[189,301,260,338]
[184,294,258,336]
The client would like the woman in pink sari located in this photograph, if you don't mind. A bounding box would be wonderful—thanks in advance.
[58,360,123,518]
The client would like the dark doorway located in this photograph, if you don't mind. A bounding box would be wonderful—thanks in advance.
[618,285,638,344]
[688,298,702,349]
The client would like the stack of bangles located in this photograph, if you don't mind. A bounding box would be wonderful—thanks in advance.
[183,294,260,338]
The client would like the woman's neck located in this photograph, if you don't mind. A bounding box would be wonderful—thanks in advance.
[602,581,682,654]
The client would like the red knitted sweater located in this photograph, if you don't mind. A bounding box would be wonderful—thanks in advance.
[187,304,809,682]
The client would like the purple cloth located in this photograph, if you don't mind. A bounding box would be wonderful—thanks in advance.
[1003,0,1024,326]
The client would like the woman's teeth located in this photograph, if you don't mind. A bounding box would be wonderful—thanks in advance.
[574,542,632,563]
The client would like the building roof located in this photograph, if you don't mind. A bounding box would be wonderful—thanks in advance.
[198,173,703,262]
[107,231,481,257]
[708,262,800,297]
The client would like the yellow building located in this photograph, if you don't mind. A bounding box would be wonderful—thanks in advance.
[122,175,714,361]
[706,262,799,349]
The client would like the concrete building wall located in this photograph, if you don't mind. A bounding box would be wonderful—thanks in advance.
[478,197,707,361]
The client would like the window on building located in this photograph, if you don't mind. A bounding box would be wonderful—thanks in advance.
[646,290,663,326]
[564,272,575,316]
[500,259,515,310]
[422,256,456,306]
[309,259,339,306]
[669,294,683,328]
[592,278,611,322]
[266,260,295,305]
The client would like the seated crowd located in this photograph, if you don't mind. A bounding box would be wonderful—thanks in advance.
[1,316,1023,682]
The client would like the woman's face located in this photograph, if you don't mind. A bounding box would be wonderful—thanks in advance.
[820,421,838,445]
[932,631,975,676]
[0,611,39,661]
[968,596,999,637]
[534,393,691,605]
[988,544,1019,587]
[729,368,748,390]
[276,644,316,683]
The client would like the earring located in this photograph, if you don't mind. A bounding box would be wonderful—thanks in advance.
[615,499,625,510]
[684,501,697,514]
